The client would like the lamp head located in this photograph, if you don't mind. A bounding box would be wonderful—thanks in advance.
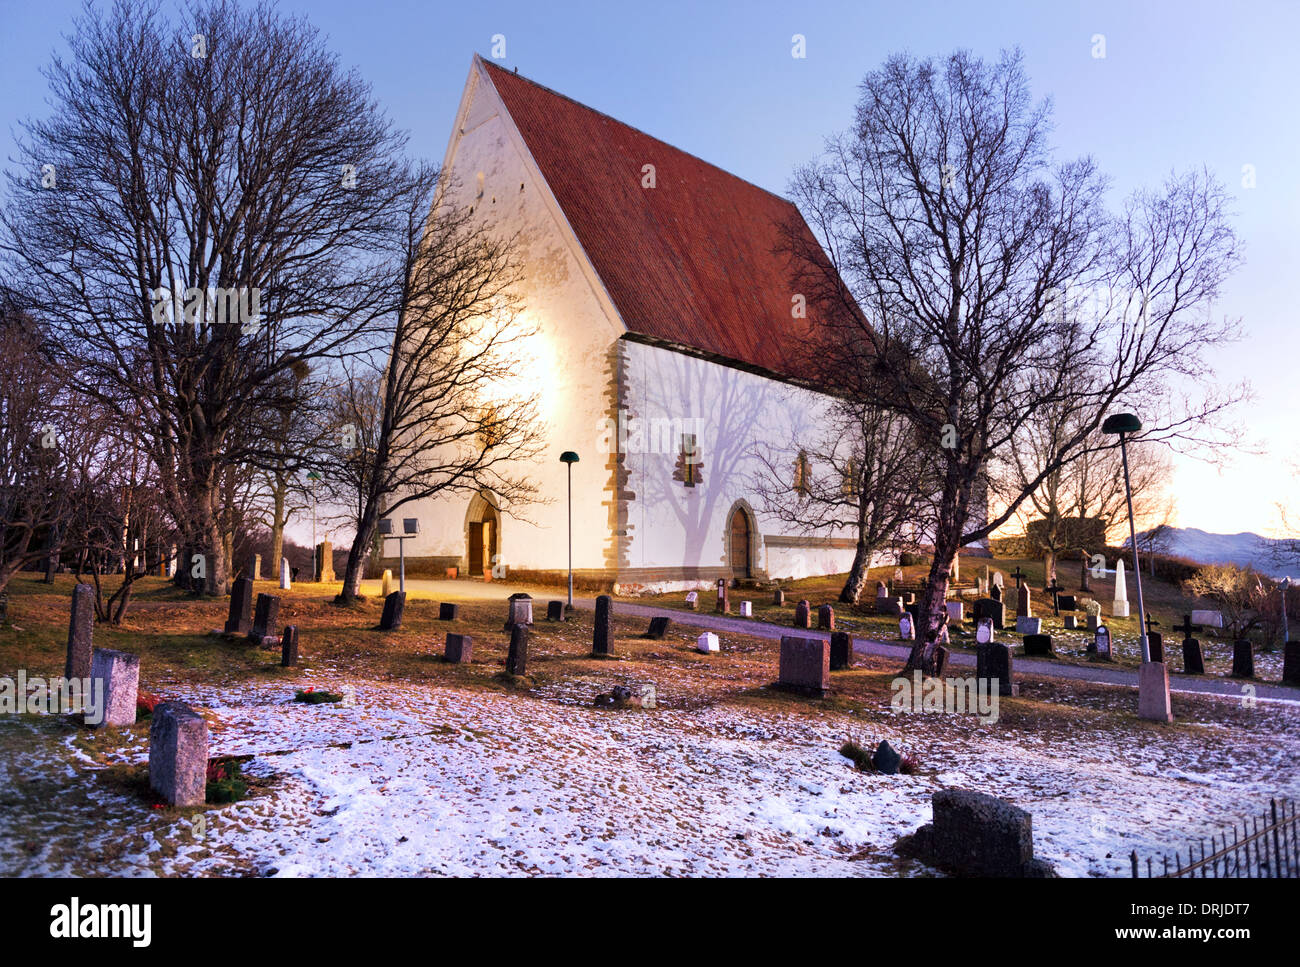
[559,451,580,464]
[1101,413,1142,435]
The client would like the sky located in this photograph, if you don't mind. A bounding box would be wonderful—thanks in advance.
[1,0,1296,539]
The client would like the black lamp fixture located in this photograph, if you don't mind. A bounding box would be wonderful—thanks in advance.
[560,451,579,608]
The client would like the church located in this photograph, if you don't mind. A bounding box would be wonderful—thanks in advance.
[397,56,923,592]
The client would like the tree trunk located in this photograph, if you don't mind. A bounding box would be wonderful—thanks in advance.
[270,480,286,579]
[839,533,874,604]
[338,508,380,603]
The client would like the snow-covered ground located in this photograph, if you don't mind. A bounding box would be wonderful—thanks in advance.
[2,671,1296,878]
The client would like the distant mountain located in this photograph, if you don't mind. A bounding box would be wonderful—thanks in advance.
[1128,526,1297,579]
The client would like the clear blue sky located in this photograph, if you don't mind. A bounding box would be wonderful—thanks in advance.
[2,0,1296,536]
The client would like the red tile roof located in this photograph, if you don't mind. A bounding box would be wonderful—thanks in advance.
[481,60,834,382]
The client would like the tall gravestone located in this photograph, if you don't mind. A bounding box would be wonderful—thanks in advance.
[249,553,262,581]
[1016,586,1033,619]
[506,593,533,630]
[281,625,299,667]
[279,556,291,590]
[65,584,95,681]
[249,593,281,643]
[1182,637,1204,674]
[715,579,729,614]
[829,631,852,671]
[777,636,830,697]
[1147,632,1164,664]
[1112,559,1129,618]
[224,577,254,634]
[1282,642,1300,685]
[149,703,209,807]
[316,541,335,582]
[379,591,406,631]
[593,595,613,656]
[794,600,811,629]
[773,589,785,606]
[1231,640,1254,678]
[977,641,1015,696]
[87,648,140,728]
[817,604,835,631]
[506,624,528,676]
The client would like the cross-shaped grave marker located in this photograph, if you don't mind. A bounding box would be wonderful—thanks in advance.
[1043,578,1065,616]
[1175,613,1201,641]
[1011,566,1027,589]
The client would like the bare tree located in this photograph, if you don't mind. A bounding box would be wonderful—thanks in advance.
[2,0,413,595]
[326,167,545,602]
[789,49,1245,673]
[753,395,934,603]
[0,304,71,594]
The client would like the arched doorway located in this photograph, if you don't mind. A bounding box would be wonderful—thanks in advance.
[466,501,499,577]
[728,506,752,579]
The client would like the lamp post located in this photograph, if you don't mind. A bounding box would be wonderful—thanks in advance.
[307,471,321,581]
[560,451,579,609]
[1102,412,1170,721]
[1281,576,1291,646]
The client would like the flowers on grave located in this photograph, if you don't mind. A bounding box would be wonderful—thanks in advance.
[294,686,345,705]
[136,689,164,721]
[205,756,249,804]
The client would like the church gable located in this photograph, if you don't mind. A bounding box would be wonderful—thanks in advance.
[479,59,829,382]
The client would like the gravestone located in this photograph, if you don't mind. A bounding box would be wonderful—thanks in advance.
[149,702,209,807]
[899,613,915,640]
[715,579,730,614]
[881,597,904,617]
[547,600,565,621]
[315,541,335,582]
[250,553,262,581]
[378,591,406,631]
[992,571,1004,589]
[829,631,852,671]
[773,589,785,606]
[990,584,1003,604]
[381,570,393,598]
[739,601,753,617]
[1231,640,1254,678]
[876,581,888,599]
[1063,615,1078,630]
[1190,609,1224,629]
[873,740,902,775]
[1146,632,1163,664]
[1282,642,1300,685]
[505,593,533,630]
[279,557,291,590]
[817,604,835,631]
[646,616,671,640]
[1182,638,1204,675]
[439,602,459,621]
[281,625,299,667]
[65,584,95,681]
[794,600,811,629]
[777,636,829,697]
[977,641,1016,696]
[975,618,994,645]
[696,631,720,654]
[1086,614,1102,631]
[1138,661,1173,722]
[444,633,473,663]
[593,595,613,655]
[685,591,699,611]
[1016,616,1042,636]
[249,593,281,644]
[224,577,254,634]
[1057,594,1077,613]
[1112,559,1129,618]
[1016,586,1033,619]
[87,648,140,728]
[900,790,1052,878]
[902,592,916,606]
[1093,626,1112,659]
[946,601,964,624]
[506,625,528,676]
[976,597,1005,630]
[1023,634,1052,656]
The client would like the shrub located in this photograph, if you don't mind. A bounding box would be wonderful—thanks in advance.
[839,739,874,772]
[294,687,344,704]
[205,757,248,804]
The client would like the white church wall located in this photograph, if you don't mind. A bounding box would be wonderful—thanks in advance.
[392,60,624,576]
[618,339,871,592]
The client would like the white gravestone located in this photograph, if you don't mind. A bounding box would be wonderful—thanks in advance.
[899,614,914,640]
[685,591,698,611]
[1016,616,1042,635]
[945,601,964,623]
[279,556,291,591]
[1190,609,1224,628]
[696,631,719,654]
[1111,558,1129,618]
[739,601,752,617]
[976,618,994,645]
